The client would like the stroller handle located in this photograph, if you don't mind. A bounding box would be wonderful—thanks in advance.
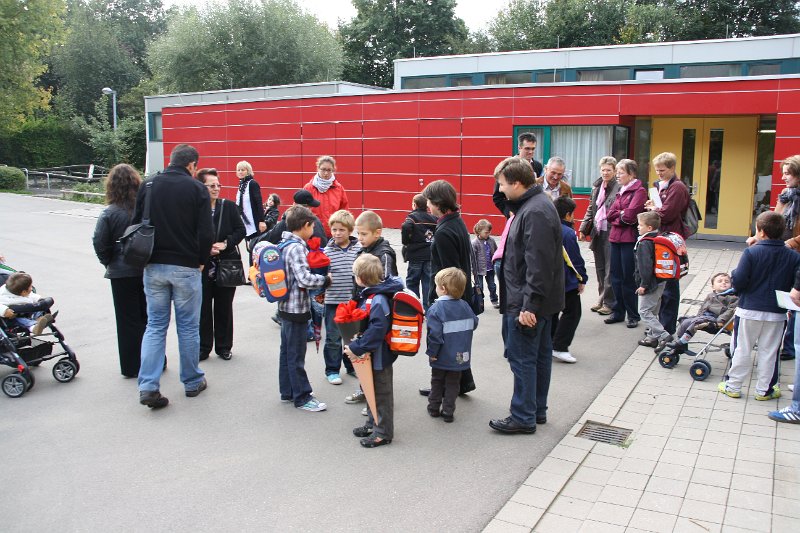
[6,297,54,315]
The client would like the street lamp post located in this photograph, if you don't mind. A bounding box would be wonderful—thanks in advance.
[101,87,117,131]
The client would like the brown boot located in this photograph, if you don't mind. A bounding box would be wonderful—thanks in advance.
[32,313,53,335]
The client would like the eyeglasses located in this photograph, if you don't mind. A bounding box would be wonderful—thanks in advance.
[206,184,221,189]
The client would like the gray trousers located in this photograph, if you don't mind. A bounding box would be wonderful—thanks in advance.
[638,283,668,339]
[591,231,615,308]
[366,365,394,440]
[726,318,784,395]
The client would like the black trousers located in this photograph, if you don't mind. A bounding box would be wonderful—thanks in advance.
[429,368,462,416]
[110,276,147,378]
[551,289,582,352]
[659,279,680,335]
[200,275,236,356]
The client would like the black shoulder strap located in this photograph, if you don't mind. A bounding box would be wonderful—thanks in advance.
[142,181,153,224]
[216,199,225,241]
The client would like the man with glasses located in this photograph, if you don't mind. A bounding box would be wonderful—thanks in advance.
[132,144,214,409]
[493,133,543,217]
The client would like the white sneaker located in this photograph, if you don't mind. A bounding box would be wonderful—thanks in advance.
[790,384,795,392]
[327,373,342,385]
[298,398,327,412]
[361,406,368,416]
[553,350,577,363]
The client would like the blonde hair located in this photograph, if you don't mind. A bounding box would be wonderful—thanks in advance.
[236,160,253,175]
[435,267,466,300]
[317,155,336,169]
[353,254,383,286]
[473,219,492,235]
[599,156,617,168]
[652,152,677,169]
[355,210,383,232]
[637,210,661,230]
[783,155,800,179]
[329,209,355,231]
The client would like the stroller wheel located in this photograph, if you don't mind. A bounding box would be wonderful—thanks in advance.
[690,360,712,381]
[52,358,78,383]
[659,352,680,369]
[2,372,27,398]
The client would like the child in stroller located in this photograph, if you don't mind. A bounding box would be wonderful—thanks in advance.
[1,272,54,335]
[662,272,738,356]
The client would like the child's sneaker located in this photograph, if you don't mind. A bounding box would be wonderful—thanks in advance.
[327,373,342,385]
[32,313,53,335]
[345,389,365,403]
[754,385,781,401]
[768,405,800,424]
[298,398,327,412]
[717,381,741,398]
[361,406,368,416]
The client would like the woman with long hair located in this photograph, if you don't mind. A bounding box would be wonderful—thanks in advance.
[197,168,246,361]
[303,155,349,237]
[92,164,147,377]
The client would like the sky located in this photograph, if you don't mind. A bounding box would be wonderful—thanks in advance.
[166,0,502,31]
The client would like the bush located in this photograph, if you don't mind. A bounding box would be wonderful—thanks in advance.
[0,166,26,190]
[68,182,106,204]
[0,116,93,168]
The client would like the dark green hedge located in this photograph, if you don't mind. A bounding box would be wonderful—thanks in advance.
[0,166,26,190]
[0,117,93,168]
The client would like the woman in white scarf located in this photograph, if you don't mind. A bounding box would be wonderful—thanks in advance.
[303,156,349,237]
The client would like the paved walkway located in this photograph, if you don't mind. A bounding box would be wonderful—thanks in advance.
[484,242,800,533]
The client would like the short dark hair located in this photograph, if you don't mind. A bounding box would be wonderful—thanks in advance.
[413,193,427,210]
[195,168,218,183]
[5,272,32,295]
[554,196,577,220]
[711,272,731,285]
[518,132,537,146]
[269,193,281,207]
[422,180,458,213]
[494,157,534,187]
[756,210,785,239]
[285,205,316,232]
[170,144,199,168]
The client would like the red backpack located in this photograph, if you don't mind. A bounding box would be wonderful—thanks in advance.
[366,289,425,356]
[642,232,689,280]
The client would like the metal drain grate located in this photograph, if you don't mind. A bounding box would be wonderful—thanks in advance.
[576,420,633,446]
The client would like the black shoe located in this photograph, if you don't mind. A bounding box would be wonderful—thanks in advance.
[604,316,624,324]
[428,406,441,418]
[666,341,688,355]
[638,337,658,348]
[536,416,547,425]
[360,436,391,448]
[199,352,209,361]
[459,381,476,395]
[353,424,373,437]
[218,351,232,360]
[140,390,169,409]
[781,353,796,361]
[419,387,431,397]
[185,378,207,397]
[626,319,639,329]
[654,335,673,353]
[442,412,454,423]
[489,416,536,434]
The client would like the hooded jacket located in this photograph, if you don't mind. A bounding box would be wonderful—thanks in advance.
[349,276,406,371]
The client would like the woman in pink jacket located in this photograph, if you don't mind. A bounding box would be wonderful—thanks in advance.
[303,156,349,238]
[605,159,647,328]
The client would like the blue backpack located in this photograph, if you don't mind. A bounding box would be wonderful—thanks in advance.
[249,240,294,302]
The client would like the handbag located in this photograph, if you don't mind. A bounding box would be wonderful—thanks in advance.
[470,276,485,315]
[214,200,247,287]
[684,198,702,237]
[119,181,154,268]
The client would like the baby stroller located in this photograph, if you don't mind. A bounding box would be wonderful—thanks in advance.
[0,267,80,398]
[657,314,734,382]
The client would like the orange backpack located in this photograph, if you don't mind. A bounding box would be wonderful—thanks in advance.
[642,232,689,280]
[366,290,425,356]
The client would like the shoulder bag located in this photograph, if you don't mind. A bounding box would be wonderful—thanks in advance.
[119,181,155,268]
[684,198,702,237]
[470,271,485,316]
[215,200,247,287]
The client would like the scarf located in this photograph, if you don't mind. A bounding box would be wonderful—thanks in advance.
[779,187,800,234]
[237,175,253,224]
[312,173,335,193]
[619,178,640,196]
[595,180,610,232]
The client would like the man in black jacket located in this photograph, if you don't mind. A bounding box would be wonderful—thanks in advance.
[401,194,437,310]
[132,144,214,409]
[490,157,564,434]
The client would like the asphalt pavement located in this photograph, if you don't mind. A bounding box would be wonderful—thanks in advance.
[0,193,648,532]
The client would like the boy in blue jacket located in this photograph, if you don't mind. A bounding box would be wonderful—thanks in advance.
[551,197,587,364]
[343,254,405,448]
[719,211,800,400]
[426,267,479,422]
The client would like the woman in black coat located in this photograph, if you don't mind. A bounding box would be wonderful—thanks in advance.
[92,164,147,378]
[235,160,266,247]
[421,179,476,394]
[197,168,246,360]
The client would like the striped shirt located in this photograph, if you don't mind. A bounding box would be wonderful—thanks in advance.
[277,232,327,316]
[324,237,361,304]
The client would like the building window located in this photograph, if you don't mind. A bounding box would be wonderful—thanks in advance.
[749,63,780,76]
[679,64,741,78]
[635,69,664,81]
[576,68,629,81]
[752,116,776,232]
[634,118,652,179]
[536,71,562,83]
[148,112,162,142]
[403,76,447,89]
[451,76,473,87]
[486,72,533,85]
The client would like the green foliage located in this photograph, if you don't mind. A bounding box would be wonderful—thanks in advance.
[69,182,105,203]
[674,0,800,40]
[117,117,146,171]
[72,98,145,169]
[339,0,469,87]
[0,0,65,131]
[0,166,26,190]
[487,0,547,52]
[147,0,343,93]
[0,116,92,168]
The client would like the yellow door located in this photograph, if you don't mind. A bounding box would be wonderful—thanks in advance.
[650,117,758,238]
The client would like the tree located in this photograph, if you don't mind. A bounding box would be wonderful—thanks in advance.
[339,0,469,87]
[0,0,65,131]
[487,0,547,52]
[672,0,800,40]
[147,0,343,94]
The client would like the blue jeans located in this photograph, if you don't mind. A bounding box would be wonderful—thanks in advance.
[324,303,355,375]
[406,260,432,310]
[479,270,498,303]
[279,319,313,406]
[610,242,640,321]
[502,313,553,426]
[138,264,205,393]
